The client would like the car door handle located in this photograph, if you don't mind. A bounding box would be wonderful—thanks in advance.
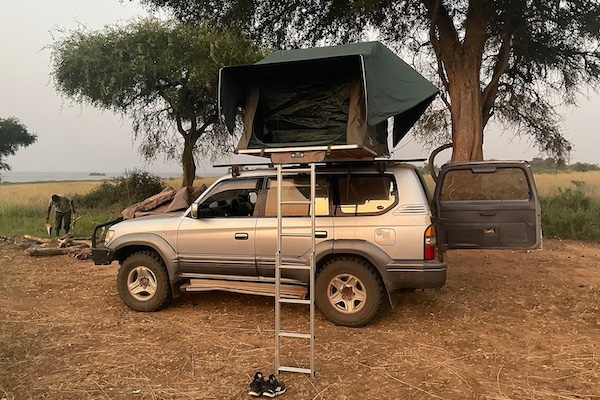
[315,231,328,238]
[479,212,497,216]
[234,233,249,240]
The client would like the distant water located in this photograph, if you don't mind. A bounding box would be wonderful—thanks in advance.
[0,171,183,183]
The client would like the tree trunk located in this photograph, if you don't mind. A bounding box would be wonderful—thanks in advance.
[446,62,484,162]
[181,135,196,187]
[424,0,488,162]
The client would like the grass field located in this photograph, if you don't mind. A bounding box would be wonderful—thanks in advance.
[0,177,217,238]
[534,170,600,197]
[0,171,598,240]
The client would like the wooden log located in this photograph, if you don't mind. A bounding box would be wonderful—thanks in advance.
[23,235,53,244]
[25,247,69,257]
[70,239,92,248]
[71,248,92,260]
[59,238,92,248]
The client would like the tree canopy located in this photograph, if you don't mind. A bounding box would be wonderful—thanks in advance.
[143,0,600,163]
[0,117,37,171]
[49,19,262,186]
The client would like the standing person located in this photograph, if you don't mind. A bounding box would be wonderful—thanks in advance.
[45,194,76,237]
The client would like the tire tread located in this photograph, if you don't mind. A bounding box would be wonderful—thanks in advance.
[117,250,171,312]
[315,256,385,327]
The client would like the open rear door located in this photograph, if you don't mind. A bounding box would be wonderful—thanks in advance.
[433,161,541,251]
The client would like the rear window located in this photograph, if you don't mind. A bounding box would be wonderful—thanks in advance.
[334,175,397,216]
[440,167,531,201]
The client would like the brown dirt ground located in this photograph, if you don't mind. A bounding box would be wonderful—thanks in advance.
[0,238,599,400]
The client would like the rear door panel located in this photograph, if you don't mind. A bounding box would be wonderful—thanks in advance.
[433,162,541,251]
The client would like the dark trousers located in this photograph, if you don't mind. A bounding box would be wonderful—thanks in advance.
[55,210,72,236]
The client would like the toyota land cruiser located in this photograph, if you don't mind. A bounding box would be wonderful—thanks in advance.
[92,160,541,327]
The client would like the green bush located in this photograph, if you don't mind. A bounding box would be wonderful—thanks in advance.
[540,188,600,241]
[74,169,165,211]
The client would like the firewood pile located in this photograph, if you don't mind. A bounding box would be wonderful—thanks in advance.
[22,235,92,260]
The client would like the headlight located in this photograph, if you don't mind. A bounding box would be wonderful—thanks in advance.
[104,229,115,245]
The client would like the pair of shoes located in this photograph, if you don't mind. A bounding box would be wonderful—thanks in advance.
[248,372,286,397]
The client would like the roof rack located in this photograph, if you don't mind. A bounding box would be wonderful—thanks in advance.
[213,162,275,178]
[213,157,426,178]
[213,158,425,169]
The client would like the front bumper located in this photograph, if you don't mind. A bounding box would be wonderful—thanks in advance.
[91,217,122,265]
[91,248,115,265]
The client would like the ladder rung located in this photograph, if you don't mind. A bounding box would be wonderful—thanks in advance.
[280,232,312,238]
[279,366,312,374]
[286,184,312,188]
[281,200,311,205]
[278,264,310,270]
[279,332,311,339]
[279,298,311,305]
[281,168,312,174]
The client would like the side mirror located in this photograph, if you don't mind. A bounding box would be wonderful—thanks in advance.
[190,203,200,219]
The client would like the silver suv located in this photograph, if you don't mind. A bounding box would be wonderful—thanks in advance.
[92,160,541,327]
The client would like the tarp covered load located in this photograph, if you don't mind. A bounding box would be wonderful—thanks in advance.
[121,185,207,220]
[219,41,439,159]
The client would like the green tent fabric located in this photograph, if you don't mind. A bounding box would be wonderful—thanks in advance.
[219,41,439,157]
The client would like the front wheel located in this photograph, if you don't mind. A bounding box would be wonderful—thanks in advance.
[315,257,385,327]
[117,251,171,311]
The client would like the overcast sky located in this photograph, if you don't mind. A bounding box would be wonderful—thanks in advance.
[2,0,600,175]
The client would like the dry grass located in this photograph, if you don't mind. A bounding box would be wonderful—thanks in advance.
[0,181,104,207]
[163,177,217,190]
[0,177,218,208]
[534,171,600,198]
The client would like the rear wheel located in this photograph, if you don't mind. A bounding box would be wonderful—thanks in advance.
[315,257,385,327]
[117,251,171,311]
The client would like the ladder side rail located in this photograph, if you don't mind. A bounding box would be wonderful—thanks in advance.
[275,164,283,373]
[309,163,316,377]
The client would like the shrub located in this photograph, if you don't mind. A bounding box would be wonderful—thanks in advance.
[540,188,600,242]
[74,170,165,211]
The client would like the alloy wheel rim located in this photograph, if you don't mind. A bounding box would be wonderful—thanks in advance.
[327,273,367,314]
[127,266,158,301]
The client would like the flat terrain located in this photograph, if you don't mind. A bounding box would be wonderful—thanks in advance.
[0,239,598,399]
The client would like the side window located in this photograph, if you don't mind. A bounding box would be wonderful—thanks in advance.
[440,167,530,201]
[264,176,330,217]
[334,175,397,216]
[197,178,260,217]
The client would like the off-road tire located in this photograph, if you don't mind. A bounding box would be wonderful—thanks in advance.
[315,256,385,327]
[117,251,171,312]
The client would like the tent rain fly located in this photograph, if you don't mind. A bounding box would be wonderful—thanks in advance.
[219,41,439,160]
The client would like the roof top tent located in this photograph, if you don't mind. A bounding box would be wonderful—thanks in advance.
[219,41,439,162]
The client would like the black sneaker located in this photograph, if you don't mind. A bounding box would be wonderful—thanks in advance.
[249,372,265,397]
[262,374,286,397]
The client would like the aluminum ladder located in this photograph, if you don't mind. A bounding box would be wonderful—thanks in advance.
[275,163,316,378]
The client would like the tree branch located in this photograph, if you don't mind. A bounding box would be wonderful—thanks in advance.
[175,114,187,137]
[463,0,488,54]
[421,0,460,51]
[481,33,512,125]
[423,0,454,109]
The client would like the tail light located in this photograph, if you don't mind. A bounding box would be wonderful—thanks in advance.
[424,225,437,260]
